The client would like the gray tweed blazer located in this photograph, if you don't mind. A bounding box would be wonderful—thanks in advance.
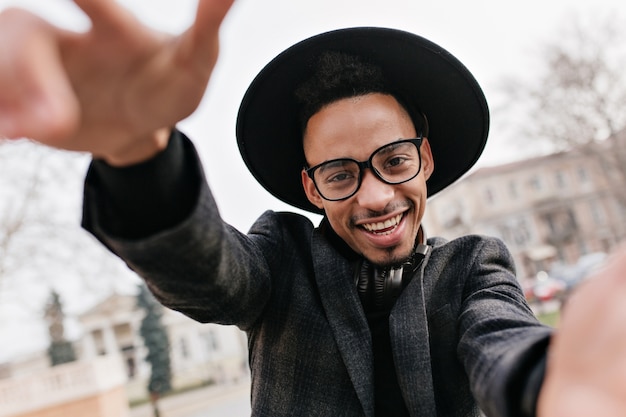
[83,163,552,417]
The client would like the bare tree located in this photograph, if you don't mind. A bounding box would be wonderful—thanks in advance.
[496,12,626,238]
[0,139,140,359]
[497,12,626,147]
[0,139,45,285]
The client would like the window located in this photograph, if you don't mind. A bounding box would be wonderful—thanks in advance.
[555,170,567,189]
[180,337,190,359]
[616,200,626,222]
[529,175,543,191]
[577,167,589,183]
[201,330,219,352]
[590,200,606,225]
[484,186,495,204]
[513,219,531,246]
[495,218,532,249]
[508,180,518,199]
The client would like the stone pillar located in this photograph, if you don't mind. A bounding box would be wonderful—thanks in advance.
[81,330,98,359]
[102,326,118,356]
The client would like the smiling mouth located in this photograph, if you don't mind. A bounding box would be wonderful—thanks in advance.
[361,214,403,235]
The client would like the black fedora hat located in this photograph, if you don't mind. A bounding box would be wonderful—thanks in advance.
[236,27,489,214]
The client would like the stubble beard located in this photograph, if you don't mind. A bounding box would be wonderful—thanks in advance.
[367,243,416,270]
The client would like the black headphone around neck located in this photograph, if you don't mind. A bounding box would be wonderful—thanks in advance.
[355,242,430,311]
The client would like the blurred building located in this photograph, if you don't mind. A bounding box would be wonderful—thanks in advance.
[78,293,249,402]
[0,292,249,415]
[0,355,128,417]
[423,147,626,284]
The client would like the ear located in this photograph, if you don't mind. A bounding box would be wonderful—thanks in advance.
[420,137,435,180]
[301,169,325,210]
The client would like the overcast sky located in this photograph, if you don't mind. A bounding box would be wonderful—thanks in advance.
[0,0,624,361]
[2,0,624,228]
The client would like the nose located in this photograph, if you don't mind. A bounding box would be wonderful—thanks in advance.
[355,170,395,211]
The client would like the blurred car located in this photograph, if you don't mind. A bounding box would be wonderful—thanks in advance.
[531,271,566,303]
[548,252,607,293]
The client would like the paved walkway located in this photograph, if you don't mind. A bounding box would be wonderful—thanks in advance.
[130,379,251,417]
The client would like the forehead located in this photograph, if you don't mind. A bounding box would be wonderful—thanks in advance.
[303,93,416,162]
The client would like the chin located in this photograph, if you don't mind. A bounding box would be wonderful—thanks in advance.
[365,246,414,269]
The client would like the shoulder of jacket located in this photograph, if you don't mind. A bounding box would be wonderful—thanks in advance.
[428,234,505,248]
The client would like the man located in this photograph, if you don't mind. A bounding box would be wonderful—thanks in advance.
[1,1,626,416]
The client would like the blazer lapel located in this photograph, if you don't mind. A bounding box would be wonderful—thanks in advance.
[389,257,437,416]
[311,230,375,417]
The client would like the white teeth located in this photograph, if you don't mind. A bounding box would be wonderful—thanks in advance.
[362,214,402,234]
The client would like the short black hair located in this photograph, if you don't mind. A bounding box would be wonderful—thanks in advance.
[294,51,428,136]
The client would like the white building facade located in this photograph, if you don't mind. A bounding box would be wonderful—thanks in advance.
[423,149,626,284]
[78,293,249,401]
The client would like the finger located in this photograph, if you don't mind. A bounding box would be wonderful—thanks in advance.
[72,0,139,32]
[189,0,235,50]
[0,9,79,143]
[194,0,236,35]
[174,0,234,77]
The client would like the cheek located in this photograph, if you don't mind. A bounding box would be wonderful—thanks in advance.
[323,206,342,227]
[402,180,428,219]
[324,205,352,235]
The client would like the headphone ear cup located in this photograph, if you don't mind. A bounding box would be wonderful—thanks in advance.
[355,245,430,311]
[356,261,372,310]
[356,262,405,311]
[373,270,387,309]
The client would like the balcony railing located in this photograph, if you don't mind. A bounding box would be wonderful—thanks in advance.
[0,354,128,417]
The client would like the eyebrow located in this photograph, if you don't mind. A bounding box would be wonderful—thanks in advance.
[313,138,414,170]
[317,158,355,173]
[375,140,410,156]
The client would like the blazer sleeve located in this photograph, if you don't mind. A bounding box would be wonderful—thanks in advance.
[81,130,276,331]
[455,236,552,417]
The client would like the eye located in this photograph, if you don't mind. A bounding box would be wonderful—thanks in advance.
[324,170,356,184]
[316,160,359,186]
[382,152,415,173]
[386,155,407,168]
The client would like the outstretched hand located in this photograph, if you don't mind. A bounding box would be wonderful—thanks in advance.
[538,246,626,417]
[0,0,234,165]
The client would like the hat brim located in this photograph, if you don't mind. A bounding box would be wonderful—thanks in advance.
[236,27,489,214]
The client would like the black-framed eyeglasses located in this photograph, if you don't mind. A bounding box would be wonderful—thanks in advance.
[305,137,423,201]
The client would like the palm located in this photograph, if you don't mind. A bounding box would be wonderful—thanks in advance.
[538,249,626,417]
[0,0,233,160]
[60,20,207,154]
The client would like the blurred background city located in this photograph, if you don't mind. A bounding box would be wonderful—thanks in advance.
[1,0,625,416]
